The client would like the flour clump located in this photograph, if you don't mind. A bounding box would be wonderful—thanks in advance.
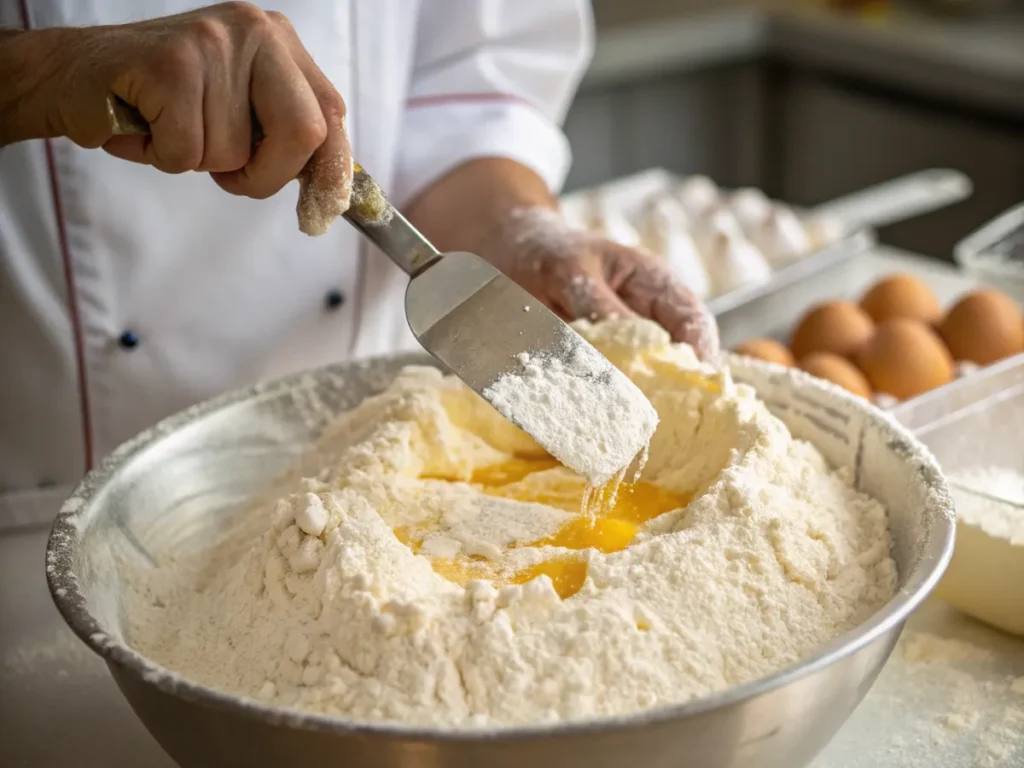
[127,318,897,728]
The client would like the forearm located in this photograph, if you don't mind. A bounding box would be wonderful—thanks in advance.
[402,158,559,257]
[0,28,73,146]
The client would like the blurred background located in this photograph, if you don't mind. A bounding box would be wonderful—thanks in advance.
[563,0,1024,261]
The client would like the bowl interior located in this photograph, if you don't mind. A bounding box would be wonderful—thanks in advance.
[47,353,955,735]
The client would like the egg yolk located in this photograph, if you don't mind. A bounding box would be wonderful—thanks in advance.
[512,558,589,600]
[407,457,689,599]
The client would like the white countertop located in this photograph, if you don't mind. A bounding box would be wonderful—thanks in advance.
[2,247,1022,767]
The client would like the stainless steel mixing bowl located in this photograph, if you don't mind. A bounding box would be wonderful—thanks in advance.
[46,353,955,768]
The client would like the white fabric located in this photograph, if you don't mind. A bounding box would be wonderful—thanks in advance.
[0,0,593,528]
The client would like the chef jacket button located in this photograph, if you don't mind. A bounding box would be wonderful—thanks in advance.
[325,289,345,310]
[118,330,140,350]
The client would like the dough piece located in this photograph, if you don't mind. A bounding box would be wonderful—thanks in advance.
[642,196,711,299]
[675,174,720,217]
[751,206,813,268]
[729,187,773,234]
[701,229,772,295]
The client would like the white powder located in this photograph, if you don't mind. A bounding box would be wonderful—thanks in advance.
[949,467,1024,544]
[483,329,658,485]
[890,624,1024,767]
[125,318,897,729]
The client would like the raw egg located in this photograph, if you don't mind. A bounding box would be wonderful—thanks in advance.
[790,301,875,359]
[938,289,1024,366]
[855,319,954,400]
[859,274,942,325]
[798,352,872,398]
[733,338,795,367]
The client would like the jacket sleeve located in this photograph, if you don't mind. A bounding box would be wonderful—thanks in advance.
[391,0,594,206]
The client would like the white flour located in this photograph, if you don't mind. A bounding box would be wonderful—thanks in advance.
[126,319,897,729]
[483,328,658,485]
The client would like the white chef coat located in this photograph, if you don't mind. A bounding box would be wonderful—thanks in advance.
[0,0,593,529]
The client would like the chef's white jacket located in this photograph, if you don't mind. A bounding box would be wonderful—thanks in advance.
[0,0,593,528]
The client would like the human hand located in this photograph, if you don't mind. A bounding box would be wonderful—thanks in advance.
[28,2,351,228]
[489,207,720,361]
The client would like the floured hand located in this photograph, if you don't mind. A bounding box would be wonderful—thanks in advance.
[487,207,720,361]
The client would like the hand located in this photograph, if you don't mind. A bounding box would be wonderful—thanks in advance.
[4,3,351,225]
[403,159,719,360]
[490,208,720,361]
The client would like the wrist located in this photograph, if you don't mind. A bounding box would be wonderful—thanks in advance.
[403,158,559,255]
[0,28,78,145]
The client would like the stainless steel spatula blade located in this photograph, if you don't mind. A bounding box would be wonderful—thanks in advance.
[344,167,658,483]
[405,251,562,391]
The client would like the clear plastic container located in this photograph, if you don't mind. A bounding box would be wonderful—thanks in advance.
[954,202,1024,302]
[892,352,1024,473]
[892,353,1024,637]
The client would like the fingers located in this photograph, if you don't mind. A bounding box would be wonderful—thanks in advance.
[213,33,324,198]
[611,246,721,361]
[196,21,253,174]
[95,4,349,215]
[549,261,639,326]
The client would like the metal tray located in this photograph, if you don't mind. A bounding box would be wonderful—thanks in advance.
[560,168,972,317]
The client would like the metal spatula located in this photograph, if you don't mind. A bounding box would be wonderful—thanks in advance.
[344,168,658,484]
[107,96,658,483]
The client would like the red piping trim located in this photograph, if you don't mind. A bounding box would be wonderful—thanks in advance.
[19,0,95,471]
[406,92,539,111]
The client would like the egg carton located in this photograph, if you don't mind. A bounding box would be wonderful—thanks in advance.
[560,168,972,316]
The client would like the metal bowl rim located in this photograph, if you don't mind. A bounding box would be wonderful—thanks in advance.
[46,352,956,741]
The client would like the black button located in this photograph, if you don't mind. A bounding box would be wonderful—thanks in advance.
[325,289,345,310]
[118,330,140,349]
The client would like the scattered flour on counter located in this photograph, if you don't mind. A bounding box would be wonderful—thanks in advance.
[902,633,996,665]
[3,629,102,680]
[894,627,1024,767]
[483,327,658,485]
[125,318,897,729]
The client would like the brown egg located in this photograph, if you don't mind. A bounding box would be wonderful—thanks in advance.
[859,273,942,325]
[733,338,795,367]
[798,352,872,398]
[790,301,875,359]
[938,289,1024,365]
[856,319,954,400]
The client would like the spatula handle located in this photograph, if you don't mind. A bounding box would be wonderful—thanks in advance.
[108,94,266,145]
[108,95,440,275]
[343,166,441,277]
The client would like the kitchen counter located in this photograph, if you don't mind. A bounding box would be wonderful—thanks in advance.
[586,0,1024,119]
[3,247,1023,767]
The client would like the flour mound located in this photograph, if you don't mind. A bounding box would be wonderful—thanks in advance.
[127,318,897,728]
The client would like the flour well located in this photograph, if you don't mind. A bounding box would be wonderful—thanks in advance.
[126,318,897,729]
